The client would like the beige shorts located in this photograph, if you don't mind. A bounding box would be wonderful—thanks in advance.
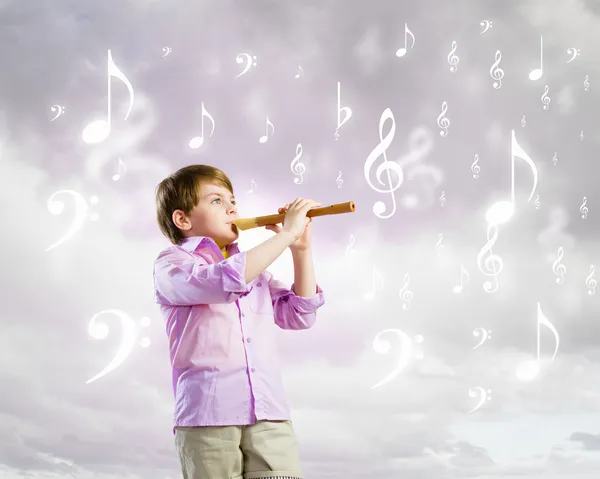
[174,420,303,479]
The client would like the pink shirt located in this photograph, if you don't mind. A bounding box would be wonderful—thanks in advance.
[153,236,325,434]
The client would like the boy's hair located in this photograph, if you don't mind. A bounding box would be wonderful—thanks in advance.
[155,164,234,245]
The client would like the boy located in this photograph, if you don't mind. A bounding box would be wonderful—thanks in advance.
[153,164,325,479]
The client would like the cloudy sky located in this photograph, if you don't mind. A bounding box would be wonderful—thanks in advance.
[2,0,600,477]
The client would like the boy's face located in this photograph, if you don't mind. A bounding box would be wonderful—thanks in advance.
[173,181,239,248]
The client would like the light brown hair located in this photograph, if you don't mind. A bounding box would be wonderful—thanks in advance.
[155,164,234,245]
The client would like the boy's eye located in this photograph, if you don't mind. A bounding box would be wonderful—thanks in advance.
[211,198,236,205]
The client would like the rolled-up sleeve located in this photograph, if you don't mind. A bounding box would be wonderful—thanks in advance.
[153,249,251,306]
[265,271,325,330]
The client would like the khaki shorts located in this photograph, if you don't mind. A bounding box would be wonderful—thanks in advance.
[174,420,303,479]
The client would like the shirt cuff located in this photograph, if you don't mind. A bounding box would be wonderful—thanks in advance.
[288,283,325,313]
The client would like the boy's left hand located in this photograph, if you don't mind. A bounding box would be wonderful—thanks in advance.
[265,202,315,252]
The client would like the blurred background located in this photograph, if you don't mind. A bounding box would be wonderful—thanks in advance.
[1,0,600,477]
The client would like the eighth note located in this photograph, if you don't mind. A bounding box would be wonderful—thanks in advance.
[259,116,275,144]
[82,50,135,145]
[515,302,559,381]
[396,22,415,57]
[452,263,470,293]
[248,178,257,194]
[189,102,215,149]
[112,157,126,181]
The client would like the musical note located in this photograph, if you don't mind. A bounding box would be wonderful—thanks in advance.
[336,171,344,188]
[452,263,470,293]
[580,130,585,141]
[235,53,257,78]
[290,143,306,184]
[259,116,275,144]
[364,264,385,301]
[583,75,590,91]
[396,127,434,170]
[552,247,566,284]
[248,178,257,194]
[580,197,588,219]
[345,234,356,260]
[490,50,504,89]
[480,20,493,34]
[471,154,481,179]
[46,191,100,252]
[435,233,444,257]
[436,101,450,137]
[566,47,580,63]
[371,329,423,389]
[521,114,527,127]
[528,36,543,81]
[189,102,215,149]
[515,302,559,381]
[447,41,459,72]
[161,47,172,57]
[552,152,558,166]
[86,311,152,384]
[534,195,540,210]
[541,85,551,110]
[485,130,538,225]
[81,50,135,145]
[468,387,492,414]
[476,223,503,293]
[395,22,415,57]
[294,65,304,79]
[472,328,492,350]
[586,265,597,296]
[398,273,413,310]
[111,157,126,181]
[364,108,405,219]
[439,190,446,207]
[50,104,65,121]
[335,81,353,139]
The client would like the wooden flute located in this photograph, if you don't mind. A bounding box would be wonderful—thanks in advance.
[231,201,356,231]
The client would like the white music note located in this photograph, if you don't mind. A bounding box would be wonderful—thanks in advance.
[111,157,126,181]
[447,41,459,72]
[468,387,492,414]
[541,85,551,110]
[291,143,306,184]
[364,108,404,219]
[476,223,503,293]
[46,191,100,252]
[566,47,580,63]
[437,101,450,136]
[485,130,538,225]
[335,82,352,139]
[472,328,492,350]
[490,50,504,89]
[82,50,135,145]
[453,263,470,293]
[235,53,257,78]
[336,171,344,188]
[248,178,257,194]
[580,197,588,219]
[371,329,423,389]
[586,265,597,296]
[259,116,275,144]
[345,234,356,260]
[364,264,384,301]
[516,303,559,381]
[552,247,566,284]
[528,36,543,81]
[480,20,493,34]
[189,102,215,149]
[398,273,413,310]
[50,104,65,121]
[471,154,481,179]
[395,22,415,57]
[294,65,304,79]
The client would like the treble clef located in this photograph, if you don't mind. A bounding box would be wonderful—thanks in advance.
[476,223,503,293]
[364,108,405,219]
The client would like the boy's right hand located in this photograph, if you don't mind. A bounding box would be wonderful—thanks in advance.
[281,197,322,240]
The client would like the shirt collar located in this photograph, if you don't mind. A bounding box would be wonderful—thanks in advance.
[180,236,240,255]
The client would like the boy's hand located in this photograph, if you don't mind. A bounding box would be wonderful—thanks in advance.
[265,198,321,251]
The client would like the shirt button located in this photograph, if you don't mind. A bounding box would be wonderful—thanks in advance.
[241,312,244,317]
[246,338,252,343]
[251,368,256,373]
[257,282,262,287]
